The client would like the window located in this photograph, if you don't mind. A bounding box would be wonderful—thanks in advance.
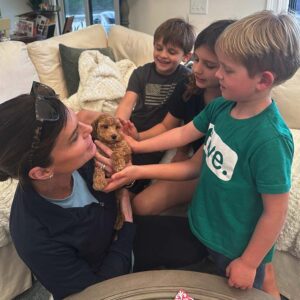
[266,0,300,22]
[289,0,300,15]
[56,0,119,32]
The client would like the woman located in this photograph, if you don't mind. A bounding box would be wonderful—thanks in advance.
[0,82,135,300]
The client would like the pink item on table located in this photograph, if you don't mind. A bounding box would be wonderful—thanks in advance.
[174,289,194,300]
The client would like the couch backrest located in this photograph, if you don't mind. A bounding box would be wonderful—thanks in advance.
[27,25,107,100]
[0,41,39,104]
[272,69,300,130]
[108,25,153,67]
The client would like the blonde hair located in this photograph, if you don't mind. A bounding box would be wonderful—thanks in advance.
[216,10,300,85]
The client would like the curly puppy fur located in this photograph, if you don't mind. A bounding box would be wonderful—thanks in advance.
[92,114,131,229]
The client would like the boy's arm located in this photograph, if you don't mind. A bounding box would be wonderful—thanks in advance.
[128,121,204,154]
[139,113,181,140]
[103,147,203,192]
[115,91,138,120]
[226,193,289,289]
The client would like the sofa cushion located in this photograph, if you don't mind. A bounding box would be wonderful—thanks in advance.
[0,41,39,104]
[59,44,115,96]
[108,25,153,67]
[272,69,300,130]
[27,25,108,100]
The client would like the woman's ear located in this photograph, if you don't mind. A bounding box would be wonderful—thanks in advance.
[183,52,192,63]
[28,167,53,181]
[257,71,275,91]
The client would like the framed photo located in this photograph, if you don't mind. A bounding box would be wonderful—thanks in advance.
[36,15,49,35]
[17,20,35,37]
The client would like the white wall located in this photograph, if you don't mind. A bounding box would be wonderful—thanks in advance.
[0,0,28,32]
[127,0,267,34]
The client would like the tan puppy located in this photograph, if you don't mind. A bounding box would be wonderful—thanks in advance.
[92,114,131,229]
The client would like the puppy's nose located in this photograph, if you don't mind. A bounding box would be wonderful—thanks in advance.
[111,134,117,140]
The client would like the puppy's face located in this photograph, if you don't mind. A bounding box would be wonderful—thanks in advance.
[92,114,123,144]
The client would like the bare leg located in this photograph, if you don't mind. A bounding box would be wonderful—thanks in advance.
[132,179,197,215]
[262,263,281,299]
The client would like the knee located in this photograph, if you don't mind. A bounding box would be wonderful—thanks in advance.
[132,194,157,215]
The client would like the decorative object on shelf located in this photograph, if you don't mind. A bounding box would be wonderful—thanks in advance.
[27,0,43,11]
[17,19,35,37]
[36,14,48,35]
[62,16,74,34]
[27,0,60,13]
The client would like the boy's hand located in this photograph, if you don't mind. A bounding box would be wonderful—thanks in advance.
[103,165,138,192]
[226,257,256,290]
[119,119,140,140]
[122,134,140,153]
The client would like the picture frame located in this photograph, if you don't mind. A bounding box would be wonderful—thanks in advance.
[36,15,49,35]
[17,20,35,37]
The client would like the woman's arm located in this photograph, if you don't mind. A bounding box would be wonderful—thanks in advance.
[19,225,135,300]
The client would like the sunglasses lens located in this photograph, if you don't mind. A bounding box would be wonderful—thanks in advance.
[35,97,59,122]
[31,81,56,97]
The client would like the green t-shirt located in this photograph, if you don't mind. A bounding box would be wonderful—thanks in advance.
[189,97,293,263]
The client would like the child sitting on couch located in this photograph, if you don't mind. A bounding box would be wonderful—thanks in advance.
[115,17,195,194]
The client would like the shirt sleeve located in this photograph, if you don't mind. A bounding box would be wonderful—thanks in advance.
[126,66,144,94]
[251,136,293,194]
[19,222,136,299]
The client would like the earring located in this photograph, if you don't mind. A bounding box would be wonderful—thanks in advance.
[49,174,53,180]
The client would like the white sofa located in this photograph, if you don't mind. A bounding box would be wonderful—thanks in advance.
[0,24,299,299]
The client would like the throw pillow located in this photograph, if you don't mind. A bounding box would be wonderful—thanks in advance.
[59,44,115,96]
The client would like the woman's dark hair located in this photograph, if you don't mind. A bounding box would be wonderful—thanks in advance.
[183,19,236,100]
[0,94,68,186]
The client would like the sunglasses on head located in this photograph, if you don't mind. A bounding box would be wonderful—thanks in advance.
[28,81,60,168]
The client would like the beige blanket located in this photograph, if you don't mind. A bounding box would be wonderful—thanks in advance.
[276,129,300,258]
[0,179,18,247]
[63,50,136,114]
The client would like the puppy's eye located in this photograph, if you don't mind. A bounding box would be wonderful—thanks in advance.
[116,125,121,130]
[101,125,109,129]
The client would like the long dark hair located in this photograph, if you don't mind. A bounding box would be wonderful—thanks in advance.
[183,19,235,100]
[0,94,67,186]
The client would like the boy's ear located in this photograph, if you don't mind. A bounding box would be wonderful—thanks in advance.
[182,52,192,63]
[28,167,53,181]
[257,71,275,90]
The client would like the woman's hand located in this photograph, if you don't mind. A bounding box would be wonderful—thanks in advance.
[119,119,140,140]
[93,140,114,175]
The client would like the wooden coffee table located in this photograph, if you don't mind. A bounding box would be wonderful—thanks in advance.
[66,270,273,299]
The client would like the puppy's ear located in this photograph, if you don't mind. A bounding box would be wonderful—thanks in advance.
[91,118,99,140]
